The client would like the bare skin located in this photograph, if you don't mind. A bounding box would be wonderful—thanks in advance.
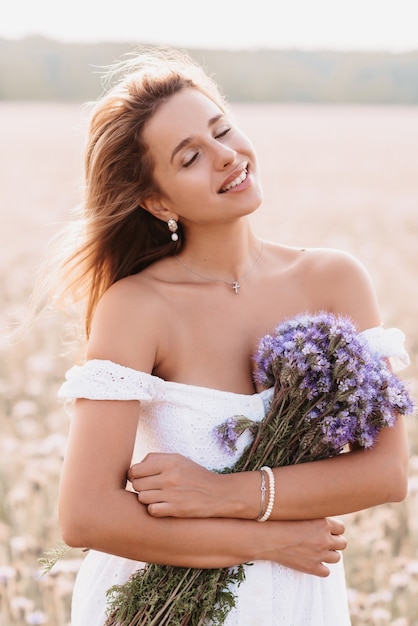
[58,88,409,578]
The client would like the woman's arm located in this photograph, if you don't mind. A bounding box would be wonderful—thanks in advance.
[58,397,347,574]
[129,413,408,522]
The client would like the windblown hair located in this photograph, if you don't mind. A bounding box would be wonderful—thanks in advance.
[37,47,226,339]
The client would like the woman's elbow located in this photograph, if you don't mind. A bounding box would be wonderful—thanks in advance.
[375,416,410,504]
[59,504,94,548]
[391,469,409,503]
[58,488,100,548]
[385,455,409,503]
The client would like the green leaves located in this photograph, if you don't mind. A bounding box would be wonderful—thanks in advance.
[104,564,246,626]
[38,542,72,576]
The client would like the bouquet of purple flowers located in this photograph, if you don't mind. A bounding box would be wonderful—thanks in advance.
[216,312,413,470]
[105,312,414,626]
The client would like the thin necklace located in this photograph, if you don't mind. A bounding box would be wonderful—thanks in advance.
[175,241,264,294]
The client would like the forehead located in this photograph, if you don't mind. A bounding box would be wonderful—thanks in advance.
[143,88,224,159]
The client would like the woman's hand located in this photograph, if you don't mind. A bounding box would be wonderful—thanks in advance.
[128,452,228,518]
[259,517,347,577]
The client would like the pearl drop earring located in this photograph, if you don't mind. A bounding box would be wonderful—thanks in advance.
[167,218,179,242]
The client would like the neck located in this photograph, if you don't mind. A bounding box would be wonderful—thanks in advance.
[178,223,261,282]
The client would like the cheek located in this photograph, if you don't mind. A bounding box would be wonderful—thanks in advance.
[151,167,177,204]
[175,171,208,198]
[156,179,198,212]
[153,163,212,210]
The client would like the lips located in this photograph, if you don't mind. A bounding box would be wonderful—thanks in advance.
[219,162,248,193]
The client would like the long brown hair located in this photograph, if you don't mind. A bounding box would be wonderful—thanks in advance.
[39,47,226,338]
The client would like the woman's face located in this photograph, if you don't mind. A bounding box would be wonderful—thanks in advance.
[142,88,263,229]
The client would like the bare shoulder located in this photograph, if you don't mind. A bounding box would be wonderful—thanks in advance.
[267,244,382,330]
[299,246,369,282]
[86,270,170,372]
[304,247,382,329]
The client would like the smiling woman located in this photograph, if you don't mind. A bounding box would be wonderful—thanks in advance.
[39,46,413,625]
[140,88,262,251]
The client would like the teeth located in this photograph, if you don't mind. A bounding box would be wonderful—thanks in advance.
[221,168,247,193]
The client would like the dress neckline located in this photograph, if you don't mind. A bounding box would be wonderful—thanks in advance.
[85,358,273,400]
[81,326,397,401]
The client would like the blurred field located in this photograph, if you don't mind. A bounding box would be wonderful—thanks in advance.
[0,101,417,625]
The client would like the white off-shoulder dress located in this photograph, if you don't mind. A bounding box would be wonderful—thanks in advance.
[59,327,410,626]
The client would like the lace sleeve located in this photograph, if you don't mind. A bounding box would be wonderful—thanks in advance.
[360,327,410,372]
[58,359,156,401]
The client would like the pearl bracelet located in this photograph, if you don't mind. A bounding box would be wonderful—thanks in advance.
[256,468,267,521]
[257,466,275,522]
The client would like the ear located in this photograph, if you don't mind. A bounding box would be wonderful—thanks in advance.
[141,195,178,223]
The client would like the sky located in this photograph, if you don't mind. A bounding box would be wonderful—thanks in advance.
[1,0,418,51]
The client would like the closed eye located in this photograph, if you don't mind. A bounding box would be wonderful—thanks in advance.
[182,127,231,167]
[182,152,199,168]
[215,127,231,139]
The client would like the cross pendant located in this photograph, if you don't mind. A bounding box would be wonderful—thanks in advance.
[232,281,240,294]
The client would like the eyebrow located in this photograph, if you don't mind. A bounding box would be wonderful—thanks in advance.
[170,114,224,164]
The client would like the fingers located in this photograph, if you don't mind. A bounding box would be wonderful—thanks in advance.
[332,533,348,552]
[131,475,161,494]
[314,563,331,577]
[127,453,221,518]
[136,489,162,506]
[146,502,175,518]
[136,490,194,518]
[322,549,342,565]
[127,452,167,482]
[302,549,343,578]
[327,516,345,536]
[127,453,178,493]
[127,452,212,518]
[327,517,348,553]
[263,517,349,578]
[316,517,347,576]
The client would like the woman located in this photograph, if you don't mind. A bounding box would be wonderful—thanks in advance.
[57,48,409,625]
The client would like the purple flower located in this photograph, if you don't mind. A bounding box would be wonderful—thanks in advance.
[216,312,415,471]
[213,416,256,455]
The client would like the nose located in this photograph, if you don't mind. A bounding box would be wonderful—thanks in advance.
[213,142,236,170]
